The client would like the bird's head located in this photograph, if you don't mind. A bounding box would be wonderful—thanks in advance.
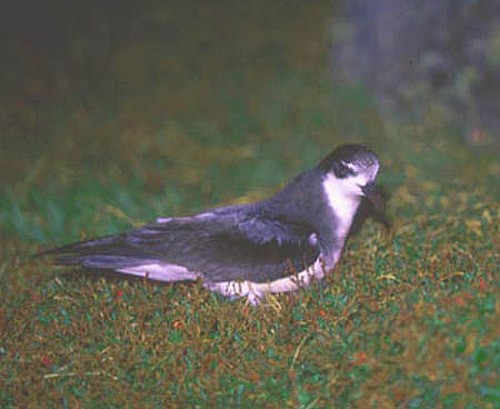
[318,144,380,198]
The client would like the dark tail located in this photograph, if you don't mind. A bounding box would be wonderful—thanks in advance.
[36,234,161,270]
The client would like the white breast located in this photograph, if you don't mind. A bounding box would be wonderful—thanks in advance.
[322,172,362,240]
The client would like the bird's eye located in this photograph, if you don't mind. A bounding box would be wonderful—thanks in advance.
[334,161,356,178]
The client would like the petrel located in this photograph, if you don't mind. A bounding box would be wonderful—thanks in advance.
[39,144,380,304]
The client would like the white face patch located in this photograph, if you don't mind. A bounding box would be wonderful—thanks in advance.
[117,263,199,281]
[322,173,363,239]
[322,161,379,239]
[341,160,359,174]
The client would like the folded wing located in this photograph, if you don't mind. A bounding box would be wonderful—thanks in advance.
[39,210,320,283]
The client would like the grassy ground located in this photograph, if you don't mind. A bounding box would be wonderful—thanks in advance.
[1,2,499,407]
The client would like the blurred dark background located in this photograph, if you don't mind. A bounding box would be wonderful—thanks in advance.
[1,0,498,246]
[1,1,341,188]
[332,0,500,145]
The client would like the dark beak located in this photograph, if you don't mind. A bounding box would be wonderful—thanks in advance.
[361,181,375,196]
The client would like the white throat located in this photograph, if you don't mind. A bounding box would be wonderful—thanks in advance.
[322,173,362,240]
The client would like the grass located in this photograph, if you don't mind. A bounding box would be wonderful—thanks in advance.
[1,2,499,407]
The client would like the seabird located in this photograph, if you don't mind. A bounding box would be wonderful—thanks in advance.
[39,144,381,305]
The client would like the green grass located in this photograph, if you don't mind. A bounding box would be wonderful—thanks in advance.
[1,2,499,407]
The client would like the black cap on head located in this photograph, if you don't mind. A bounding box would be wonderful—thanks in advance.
[317,144,379,178]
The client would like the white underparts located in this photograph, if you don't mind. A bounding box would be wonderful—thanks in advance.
[117,263,198,281]
[204,258,328,305]
[116,260,328,305]
[116,258,332,306]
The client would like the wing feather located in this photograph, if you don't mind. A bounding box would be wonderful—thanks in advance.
[40,211,320,283]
